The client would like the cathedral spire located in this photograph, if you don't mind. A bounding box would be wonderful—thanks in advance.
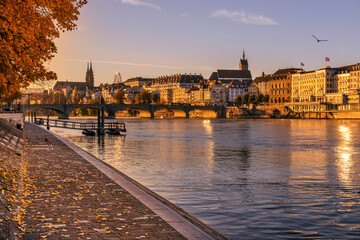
[243,48,246,60]
[85,60,94,89]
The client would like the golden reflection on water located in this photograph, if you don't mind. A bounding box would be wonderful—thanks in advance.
[289,120,327,180]
[112,136,125,168]
[336,125,354,186]
[202,119,213,135]
[202,119,214,170]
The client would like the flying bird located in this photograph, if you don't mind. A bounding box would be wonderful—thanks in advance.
[312,34,328,42]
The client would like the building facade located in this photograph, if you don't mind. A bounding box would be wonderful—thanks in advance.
[267,68,300,105]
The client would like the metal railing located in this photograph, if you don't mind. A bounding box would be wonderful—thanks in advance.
[0,104,22,113]
[35,118,126,131]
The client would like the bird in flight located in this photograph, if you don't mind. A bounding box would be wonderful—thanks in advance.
[312,34,328,42]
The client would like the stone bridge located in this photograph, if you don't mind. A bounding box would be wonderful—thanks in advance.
[25,104,227,119]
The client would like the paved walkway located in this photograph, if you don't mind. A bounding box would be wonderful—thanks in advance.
[23,123,186,239]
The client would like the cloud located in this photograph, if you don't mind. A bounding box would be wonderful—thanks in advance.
[60,59,184,70]
[211,9,278,25]
[120,0,161,11]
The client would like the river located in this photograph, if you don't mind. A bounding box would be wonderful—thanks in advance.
[50,118,360,239]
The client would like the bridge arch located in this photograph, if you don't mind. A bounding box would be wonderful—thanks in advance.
[27,105,68,119]
[189,109,217,118]
[68,106,100,118]
[153,108,187,118]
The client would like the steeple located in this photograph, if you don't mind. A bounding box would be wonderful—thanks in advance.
[85,61,94,88]
[239,49,249,71]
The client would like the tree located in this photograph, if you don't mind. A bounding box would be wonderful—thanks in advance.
[113,89,125,104]
[241,93,250,104]
[255,94,264,103]
[139,90,151,104]
[2,91,21,104]
[263,95,270,103]
[151,94,160,104]
[234,95,242,105]
[249,94,256,103]
[0,0,87,101]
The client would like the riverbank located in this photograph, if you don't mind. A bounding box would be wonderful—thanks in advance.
[0,120,226,239]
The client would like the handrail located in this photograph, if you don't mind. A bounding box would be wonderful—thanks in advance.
[35,118,126,131]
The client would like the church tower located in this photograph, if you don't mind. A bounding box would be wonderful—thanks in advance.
[85,61,94,88]
[239,49,248,71]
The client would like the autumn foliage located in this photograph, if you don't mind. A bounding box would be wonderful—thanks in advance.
[0,0,87,101]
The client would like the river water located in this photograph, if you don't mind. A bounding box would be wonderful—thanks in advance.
[50,119,360,239]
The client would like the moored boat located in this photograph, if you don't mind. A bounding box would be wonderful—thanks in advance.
[105,129,124,136]
[82,129,96,136]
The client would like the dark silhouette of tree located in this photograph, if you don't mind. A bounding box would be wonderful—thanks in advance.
[241,93,250,104]
[151,94,160,104]
[139,90,151,104]
[235,95,242,105]
[263,95,270,103]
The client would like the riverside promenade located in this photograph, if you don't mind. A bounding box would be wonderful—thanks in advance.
[22,123,225,239]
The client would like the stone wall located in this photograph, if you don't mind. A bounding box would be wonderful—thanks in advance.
[0,119,25,239]
[0,113,24,129]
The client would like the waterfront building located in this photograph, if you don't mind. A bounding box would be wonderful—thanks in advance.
[149,74,203,95]
[100,82,125,104]
[124,77,153,88]
[349,64,360,93]
[247,81,259,96]
[185,80,225,106]
[173,87,189,104]
[225,80,248,103]
[288,66,354,112]
[187,86,201,105]
[336,64,360,94]
[254,73,270,96]
[209,81,227,106]
[91,88,102,102]
[292,66,340,104]
[160,89,173,104]
[267,68,300,105]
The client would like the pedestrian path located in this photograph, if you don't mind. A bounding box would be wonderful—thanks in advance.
[22,123,226,239]
[23,123,187,239]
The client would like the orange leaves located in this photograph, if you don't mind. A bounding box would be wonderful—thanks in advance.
[0,0,87,101]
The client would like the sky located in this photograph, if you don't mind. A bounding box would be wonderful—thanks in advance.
[46,0,360,87]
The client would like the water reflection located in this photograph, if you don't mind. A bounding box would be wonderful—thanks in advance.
[51,119,360,239]
[336,125,353,186]
[202,119,214,169]
[202,119,213,135]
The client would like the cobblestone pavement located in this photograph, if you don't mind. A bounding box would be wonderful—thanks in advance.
[23,123,186,239]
